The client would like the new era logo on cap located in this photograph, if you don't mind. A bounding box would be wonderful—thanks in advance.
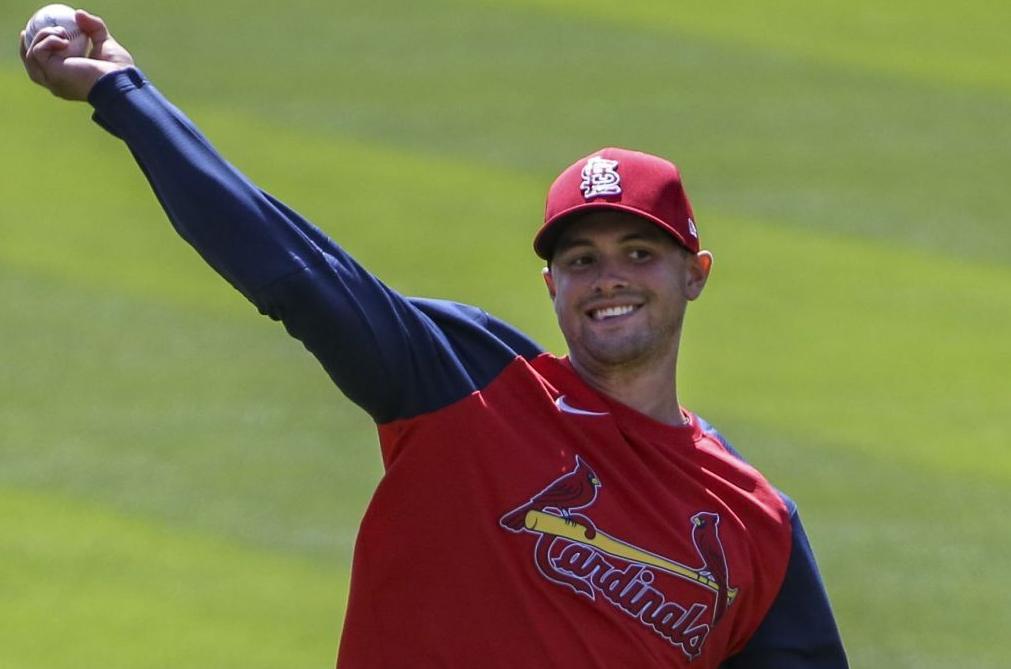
[534,147,701,259]
[580,156,622,199]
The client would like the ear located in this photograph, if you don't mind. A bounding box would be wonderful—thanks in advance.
[542,266,557,299]
[684,250,713,301]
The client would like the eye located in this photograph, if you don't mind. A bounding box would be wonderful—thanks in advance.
[567,253,595,269]
[629,248,652,261]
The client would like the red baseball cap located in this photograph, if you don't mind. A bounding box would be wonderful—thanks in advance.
[534,147,700,260]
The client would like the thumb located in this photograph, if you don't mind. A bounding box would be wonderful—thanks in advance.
[74,9,134,66]
[75,9,111,48]
[75,9,109,39]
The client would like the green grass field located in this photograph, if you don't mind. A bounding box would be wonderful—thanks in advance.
[2,1,1009,666]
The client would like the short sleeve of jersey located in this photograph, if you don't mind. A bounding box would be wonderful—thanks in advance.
[256,262,544,423]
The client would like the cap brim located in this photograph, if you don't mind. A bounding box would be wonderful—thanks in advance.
[534,201,692,260]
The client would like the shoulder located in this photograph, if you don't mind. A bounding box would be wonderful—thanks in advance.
[407,297,544,362]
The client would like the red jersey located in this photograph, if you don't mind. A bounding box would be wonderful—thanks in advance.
[340,355,791,667]
[88,67,847,668]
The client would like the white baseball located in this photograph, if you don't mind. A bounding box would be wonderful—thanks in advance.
[24,4,90,58]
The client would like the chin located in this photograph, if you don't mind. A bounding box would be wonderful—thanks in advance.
[580,336,656,369]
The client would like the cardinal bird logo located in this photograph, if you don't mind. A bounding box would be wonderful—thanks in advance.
[691,512,731,626]
[500,456,601,539]
[500,459,739,660]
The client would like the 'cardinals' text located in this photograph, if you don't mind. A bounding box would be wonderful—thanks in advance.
[500,457,736,661]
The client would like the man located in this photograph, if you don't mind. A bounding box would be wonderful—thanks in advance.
[21,11,848,668]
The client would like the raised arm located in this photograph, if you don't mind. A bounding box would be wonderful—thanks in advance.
[20,10,542,426]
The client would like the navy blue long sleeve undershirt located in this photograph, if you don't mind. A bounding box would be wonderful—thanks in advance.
[88,68,541,424]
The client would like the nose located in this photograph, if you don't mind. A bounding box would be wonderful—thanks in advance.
[590,256,629,294]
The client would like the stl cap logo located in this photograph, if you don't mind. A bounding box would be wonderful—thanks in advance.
[580,156,622,199]
[688,218,698,238]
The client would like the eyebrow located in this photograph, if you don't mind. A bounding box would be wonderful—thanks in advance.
[554,230,666,255]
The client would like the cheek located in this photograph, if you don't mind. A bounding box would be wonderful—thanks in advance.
[549,275,570,303]
[553,289,575,321]
[648,267,684,300]
[550,280,583,322]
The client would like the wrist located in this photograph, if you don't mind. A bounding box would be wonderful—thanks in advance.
[84,64,137,104]
[85,62,130,95]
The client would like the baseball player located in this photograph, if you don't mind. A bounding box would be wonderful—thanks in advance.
[22,11,848,668]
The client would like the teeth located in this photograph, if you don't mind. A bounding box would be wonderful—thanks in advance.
[592,305,636,320]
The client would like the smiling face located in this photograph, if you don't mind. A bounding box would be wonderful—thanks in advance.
[543,210,712,378]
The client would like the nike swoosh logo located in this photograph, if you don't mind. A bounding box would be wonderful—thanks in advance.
[555,395,609,417]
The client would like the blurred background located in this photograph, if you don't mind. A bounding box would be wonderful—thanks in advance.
[2,1,1009,666]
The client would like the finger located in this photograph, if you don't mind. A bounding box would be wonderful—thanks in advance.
[24,58,48,86]
[33,31,71,57]
[24,27,71,86]
[20,29,39,76]
[23,47,46,84]
[29,26,70,52]
[21,38,49,87]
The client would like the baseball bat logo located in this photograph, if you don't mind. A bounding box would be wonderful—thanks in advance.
[500,457,738,660]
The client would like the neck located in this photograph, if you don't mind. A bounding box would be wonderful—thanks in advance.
[568,350,685,427]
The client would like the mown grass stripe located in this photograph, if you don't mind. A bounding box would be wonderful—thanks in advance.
[0,487,345,668]
[497,0,1011,94]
